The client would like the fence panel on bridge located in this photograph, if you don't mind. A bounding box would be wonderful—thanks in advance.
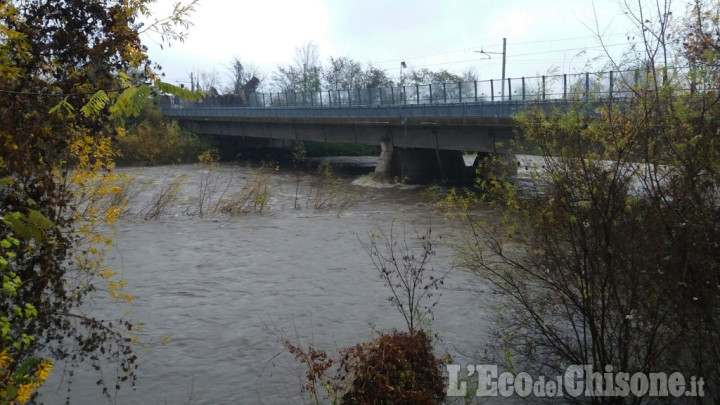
[165,68,680,112]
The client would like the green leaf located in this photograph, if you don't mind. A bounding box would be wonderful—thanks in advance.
[49,96,75,115]
[4,385,17,400]
[0,317,10,338]
[80,89,110,117]
[154,80,204,101]
[15,357,39,376]
[22,334,33,347]
[129,84,151,116]
[27,209,55,232]
[3,209,55,242]
[109,84,152,120]
[109,86,137,120]
[24,304,38,318]
[118,71,131,87]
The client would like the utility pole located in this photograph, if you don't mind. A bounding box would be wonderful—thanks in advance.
[500,38,506,100]
[400,61,407,103]
[477,38,507,100]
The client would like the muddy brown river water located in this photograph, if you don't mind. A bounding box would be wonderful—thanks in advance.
[38,162,495,404]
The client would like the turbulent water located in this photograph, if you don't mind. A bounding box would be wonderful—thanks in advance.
[38,161,496,405]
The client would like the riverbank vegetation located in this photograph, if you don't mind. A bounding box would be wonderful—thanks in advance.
[442,0,720,402]
[0,0,199,402]
[115,101,210,166]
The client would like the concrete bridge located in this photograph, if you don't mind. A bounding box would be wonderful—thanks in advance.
[161,70,635,182]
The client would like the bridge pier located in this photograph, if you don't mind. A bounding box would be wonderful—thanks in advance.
[373,140,472,184]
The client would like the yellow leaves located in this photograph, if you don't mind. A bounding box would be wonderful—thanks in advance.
[67,132,118,182]
[0,351,11,370]
[198,148,220,165]
[160,335,172,346]
[0,351,53,405]
[104,205,123,225]
[99,268,116,280]
[108,279,132,302]
[124,43,146,69]
[14,381,34,403]
[13,358,53,404]
[34,359,53,382]
[64,151,134,304]
[107,282,119,299]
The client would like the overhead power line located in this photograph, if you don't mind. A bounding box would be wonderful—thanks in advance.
[373,33,629,68]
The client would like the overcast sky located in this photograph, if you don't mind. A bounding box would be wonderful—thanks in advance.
[142,0,688,90]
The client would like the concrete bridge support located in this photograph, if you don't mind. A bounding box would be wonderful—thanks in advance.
[373,140,472,184]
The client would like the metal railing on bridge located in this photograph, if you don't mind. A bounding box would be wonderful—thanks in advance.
[162,68,689,114]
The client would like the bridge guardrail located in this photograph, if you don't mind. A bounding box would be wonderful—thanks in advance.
[162,67,687,112]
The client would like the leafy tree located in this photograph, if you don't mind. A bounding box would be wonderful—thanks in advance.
[362,63,393,88]
[407,68,434,85]
[322,56,364,90]
[407,68,463,85]
[272,41,322,93]
[0,0,199,401]
[676,0,720,77]
[461,68,478,82]
[321,58,391,94]
[445,1,720,403]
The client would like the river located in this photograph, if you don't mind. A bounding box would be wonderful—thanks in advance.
[38,160,495,404]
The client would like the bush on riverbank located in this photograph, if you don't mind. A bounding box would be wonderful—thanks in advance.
[283,223,449,404]
[115,101,210,165]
